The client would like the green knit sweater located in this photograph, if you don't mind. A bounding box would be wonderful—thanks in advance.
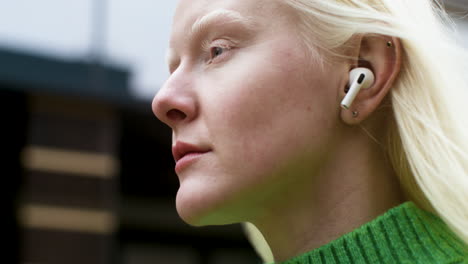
[278,202,468,263]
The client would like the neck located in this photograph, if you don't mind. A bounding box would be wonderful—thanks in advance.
[251,127,405,262]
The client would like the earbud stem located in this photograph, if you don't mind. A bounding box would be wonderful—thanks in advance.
[341,81,361,109]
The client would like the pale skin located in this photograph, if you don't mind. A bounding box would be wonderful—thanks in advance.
[152,0,405,262]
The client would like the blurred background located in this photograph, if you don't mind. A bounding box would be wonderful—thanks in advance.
[1,1,467,264]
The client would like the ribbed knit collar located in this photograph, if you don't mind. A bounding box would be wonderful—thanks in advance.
[279,202,467,264]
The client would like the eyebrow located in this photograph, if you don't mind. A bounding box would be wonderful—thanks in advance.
[191,9,256,38]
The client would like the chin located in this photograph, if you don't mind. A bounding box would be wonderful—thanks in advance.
[175,179,243,227]
[175,194,206,226]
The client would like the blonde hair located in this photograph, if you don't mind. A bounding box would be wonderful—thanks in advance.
[246,0,468,262]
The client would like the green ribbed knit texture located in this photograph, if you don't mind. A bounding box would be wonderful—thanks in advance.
[278,202,468,264]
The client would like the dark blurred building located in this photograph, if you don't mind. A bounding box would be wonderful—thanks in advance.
[0,48,260,264]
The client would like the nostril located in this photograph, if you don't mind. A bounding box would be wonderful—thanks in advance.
[167,109,187,121]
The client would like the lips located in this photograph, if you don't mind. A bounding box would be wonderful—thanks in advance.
[172,142,211,173]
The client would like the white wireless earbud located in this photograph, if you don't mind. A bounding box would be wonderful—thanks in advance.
[341,68,375,110]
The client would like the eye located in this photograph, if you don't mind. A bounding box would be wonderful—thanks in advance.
[205,39,235,65]
[210,46,225,59]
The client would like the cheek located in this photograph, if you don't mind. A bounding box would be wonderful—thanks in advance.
[201,45,338,177]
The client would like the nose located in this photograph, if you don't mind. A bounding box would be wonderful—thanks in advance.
[152,74,197,129]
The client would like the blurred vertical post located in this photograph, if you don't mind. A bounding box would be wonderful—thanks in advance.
[89,0,108,96]
[91,0,108,63]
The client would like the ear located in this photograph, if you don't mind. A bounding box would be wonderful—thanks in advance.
[340,35,402,125]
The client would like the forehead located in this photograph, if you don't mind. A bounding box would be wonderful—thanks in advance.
[170,0,285,43]
[174,0,268,22]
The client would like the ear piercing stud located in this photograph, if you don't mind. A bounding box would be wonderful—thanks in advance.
[352,111,359,118]
[387,41,393,48]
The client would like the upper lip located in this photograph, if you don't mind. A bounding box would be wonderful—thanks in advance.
[172,141,211,162]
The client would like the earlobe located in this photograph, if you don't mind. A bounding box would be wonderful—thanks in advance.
[340,35,402,125]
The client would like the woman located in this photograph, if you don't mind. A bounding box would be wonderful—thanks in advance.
[152,0,468,263]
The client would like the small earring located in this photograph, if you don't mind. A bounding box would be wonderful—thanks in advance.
[386,41,393,48]
[352,111,359,118]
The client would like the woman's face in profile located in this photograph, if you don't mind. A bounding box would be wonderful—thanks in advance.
[153,0,346,225]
